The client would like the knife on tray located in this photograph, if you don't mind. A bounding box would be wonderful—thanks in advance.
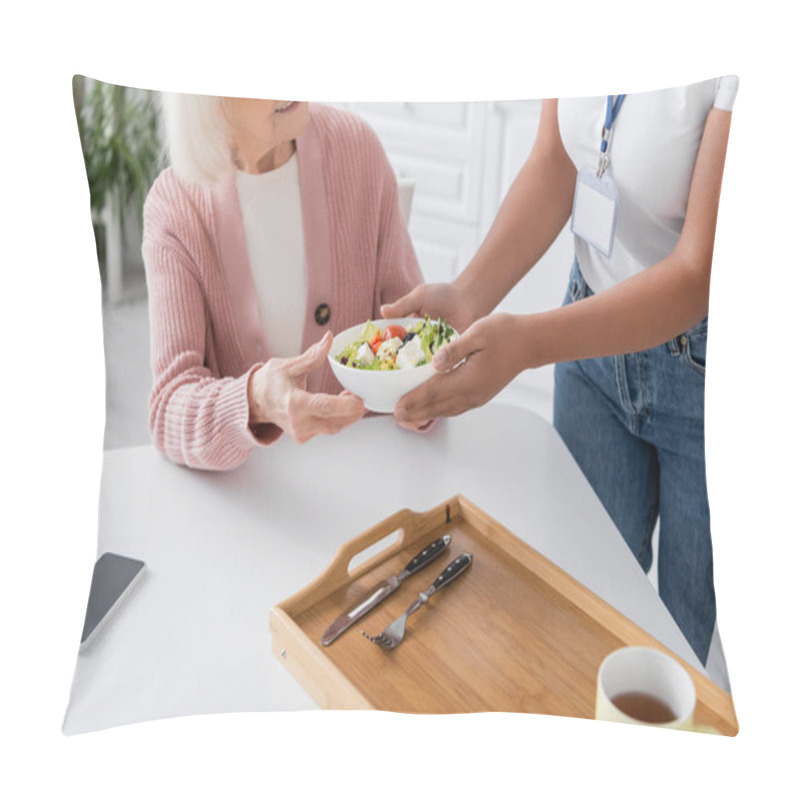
[320,534,451,646]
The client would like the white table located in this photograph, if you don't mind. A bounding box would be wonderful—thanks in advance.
[63,403,708,734]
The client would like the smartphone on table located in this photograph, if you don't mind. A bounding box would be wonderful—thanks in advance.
[80,552,146,650]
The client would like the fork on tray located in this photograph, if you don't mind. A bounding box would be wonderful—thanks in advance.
[362,553,473,650]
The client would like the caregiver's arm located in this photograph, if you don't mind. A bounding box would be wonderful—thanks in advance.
[456,98,578,321]
[395,106,732,422]
[514,105,733,364]
[381,99,576,332]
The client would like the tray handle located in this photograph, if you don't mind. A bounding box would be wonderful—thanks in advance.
[276,499,459,615]
[329,498,461,587]
[331,508,419,586]
[278,509,420,613]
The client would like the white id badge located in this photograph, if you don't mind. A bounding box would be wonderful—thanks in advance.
[570,165,619,258]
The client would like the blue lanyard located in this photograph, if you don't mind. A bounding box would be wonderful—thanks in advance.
[601,94,625,152]
[597,94,625,175]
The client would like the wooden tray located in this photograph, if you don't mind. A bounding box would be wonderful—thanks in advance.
[270,496,738,734]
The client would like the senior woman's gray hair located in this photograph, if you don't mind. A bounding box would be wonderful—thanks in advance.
[160,92,233,186]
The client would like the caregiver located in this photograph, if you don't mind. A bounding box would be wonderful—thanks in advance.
[142,96,422,471]
[383,77,738,666]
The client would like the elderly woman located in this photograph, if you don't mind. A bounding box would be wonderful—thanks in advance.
[142,97,422,470]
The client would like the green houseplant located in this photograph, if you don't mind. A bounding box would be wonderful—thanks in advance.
[73,76,163,301]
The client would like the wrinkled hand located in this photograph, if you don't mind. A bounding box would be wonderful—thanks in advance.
[380,282,475,335]
[395,417,436,433]
[393,314,529,424]
[248,332,365,444]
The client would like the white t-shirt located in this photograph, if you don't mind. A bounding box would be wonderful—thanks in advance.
[558,76,739,293]
[235,152,307,358]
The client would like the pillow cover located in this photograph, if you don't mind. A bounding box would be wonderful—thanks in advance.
[64,76,738,735]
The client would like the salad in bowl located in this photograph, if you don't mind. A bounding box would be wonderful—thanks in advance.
[328,316,458,413]
[336,316,456,371]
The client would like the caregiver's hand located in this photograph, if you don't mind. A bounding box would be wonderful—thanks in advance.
[248,332,365,444]
[380,282,476,335]
[394,314,531,424]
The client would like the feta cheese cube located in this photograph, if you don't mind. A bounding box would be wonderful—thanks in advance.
[376,337,403,363]
[396,335,426,369]
[355,342,375,367]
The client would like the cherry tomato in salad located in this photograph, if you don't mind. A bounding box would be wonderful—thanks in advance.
[369,332,384,354]
[383,325,407,341]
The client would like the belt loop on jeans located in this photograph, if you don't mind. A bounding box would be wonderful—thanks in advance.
[571,257,582,300]
[667,336,681,356]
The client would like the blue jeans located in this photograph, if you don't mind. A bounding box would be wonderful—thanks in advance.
[553,260,715,664]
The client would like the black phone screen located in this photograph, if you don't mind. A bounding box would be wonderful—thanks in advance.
[81,552,145,645]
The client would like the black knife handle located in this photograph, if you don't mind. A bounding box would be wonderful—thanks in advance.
[401,534,451,577]
[429,552,472,594]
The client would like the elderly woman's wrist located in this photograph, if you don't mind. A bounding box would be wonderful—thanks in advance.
[247,365,272,427]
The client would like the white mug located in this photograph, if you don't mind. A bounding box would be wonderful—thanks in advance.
[596,646,698,731]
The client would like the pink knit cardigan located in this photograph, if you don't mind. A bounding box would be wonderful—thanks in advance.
[142,104,423,470]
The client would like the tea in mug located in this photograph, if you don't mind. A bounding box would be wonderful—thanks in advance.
[611,691,678,724]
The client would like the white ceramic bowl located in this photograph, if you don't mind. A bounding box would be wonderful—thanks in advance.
[328,317,458,413]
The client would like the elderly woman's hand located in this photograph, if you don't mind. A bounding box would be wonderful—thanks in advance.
[248,332,366,444]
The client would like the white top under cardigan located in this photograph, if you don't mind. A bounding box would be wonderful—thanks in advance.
[558,75,739,294]
[235,152,307,358]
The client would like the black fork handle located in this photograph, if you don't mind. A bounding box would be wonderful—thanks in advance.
[401,534,452,577]
[428,553,472,594]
